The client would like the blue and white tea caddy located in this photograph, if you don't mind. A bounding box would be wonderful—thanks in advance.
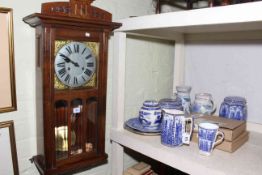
[139,100,162,129]
[219,96,247,121]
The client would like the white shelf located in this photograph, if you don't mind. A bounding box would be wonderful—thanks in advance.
[111,2,262,174]
[111,128,262,175]
[115,2,262,40]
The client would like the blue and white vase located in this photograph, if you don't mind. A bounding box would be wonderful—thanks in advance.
[191,93,216,115]
[139,100,162,129]
[219,96,247,121]
[176,86,192,114]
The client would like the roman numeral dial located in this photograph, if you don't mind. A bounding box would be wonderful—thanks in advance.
[54,41,96,88]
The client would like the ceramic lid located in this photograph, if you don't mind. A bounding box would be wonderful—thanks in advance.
[142,100,159,107]
[159,98,183,109]
[176,85,192,93]
[224,96,246,104]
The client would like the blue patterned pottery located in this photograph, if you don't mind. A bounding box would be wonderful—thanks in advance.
[161,109,192,147]
[176,86,192,114]
[139,100,162,129]
[159,98,183,111]
[198,123,224,156]
[125,118,161,133]
[191,93,216,115]
[219,96,247,121]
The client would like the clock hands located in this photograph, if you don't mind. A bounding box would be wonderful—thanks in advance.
[59,53,79,67]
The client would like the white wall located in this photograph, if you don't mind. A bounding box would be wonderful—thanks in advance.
[123,36,174,169]
[0,0,154,174]
[185,39,262,124]
[125,37,174,119]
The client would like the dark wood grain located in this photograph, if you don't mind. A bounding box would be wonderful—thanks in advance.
[23,1,121,174]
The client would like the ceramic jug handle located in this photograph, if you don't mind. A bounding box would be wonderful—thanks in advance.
[210,99,217,114]
[182,118,193,145]
[213,130,224,149]
[173,92,178,99]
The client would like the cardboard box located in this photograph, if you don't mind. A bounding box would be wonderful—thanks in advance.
[192,131,249,153]
[123,162,151,175]
[193,116,246,141]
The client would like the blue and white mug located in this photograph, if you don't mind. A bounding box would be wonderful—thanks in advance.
[161,109,193,147]
[198,123,224,156]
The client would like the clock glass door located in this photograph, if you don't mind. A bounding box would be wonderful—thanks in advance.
[54,97,99,161]
[53,36,101,163]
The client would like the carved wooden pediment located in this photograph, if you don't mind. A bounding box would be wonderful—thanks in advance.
[41,0,111,21]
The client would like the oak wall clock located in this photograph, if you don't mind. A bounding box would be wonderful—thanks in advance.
[23,0,121,174]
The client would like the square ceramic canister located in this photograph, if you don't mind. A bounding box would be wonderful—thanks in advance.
[198,122,224,156]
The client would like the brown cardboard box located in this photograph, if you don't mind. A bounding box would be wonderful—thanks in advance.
[123,162,151,175]
[192,131,249,153]
[193,116,246,141]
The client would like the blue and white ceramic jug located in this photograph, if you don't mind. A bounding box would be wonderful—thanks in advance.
[191,93,216,115]
[219,96,247,121]
[161,109,192,147]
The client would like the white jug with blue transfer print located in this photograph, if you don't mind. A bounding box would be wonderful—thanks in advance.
[191,93,216,115]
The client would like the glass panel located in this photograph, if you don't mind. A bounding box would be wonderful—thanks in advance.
[85,98,97,153]
[54,100,68,160]
[70,99,83,155]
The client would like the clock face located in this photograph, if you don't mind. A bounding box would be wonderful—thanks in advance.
[54,41,96,88]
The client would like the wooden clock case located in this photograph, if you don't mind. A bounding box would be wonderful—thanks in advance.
[23,0,121,174]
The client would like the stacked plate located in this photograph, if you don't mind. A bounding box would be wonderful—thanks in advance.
[124,98,183,135]
[124,118,161,135]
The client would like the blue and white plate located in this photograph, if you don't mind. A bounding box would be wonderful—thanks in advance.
[125,117,161,133]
